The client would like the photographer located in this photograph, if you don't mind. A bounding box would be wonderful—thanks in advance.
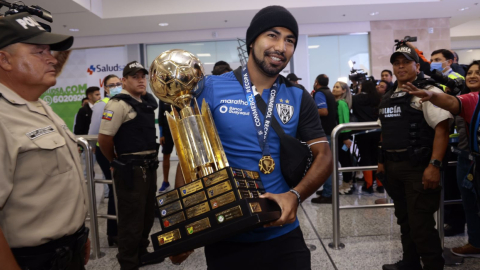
[403,40,465,96]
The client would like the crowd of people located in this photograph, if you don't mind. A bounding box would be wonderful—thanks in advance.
[0,4,479,270]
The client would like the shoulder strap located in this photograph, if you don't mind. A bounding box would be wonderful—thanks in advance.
[233,66,286,137]
[255,95,286,137]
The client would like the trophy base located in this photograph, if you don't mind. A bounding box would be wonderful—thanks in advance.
[142,167,281,263]
[142,198,280,263]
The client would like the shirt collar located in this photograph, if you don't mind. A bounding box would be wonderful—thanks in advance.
[0,82,27,105]
[0,82,49,115]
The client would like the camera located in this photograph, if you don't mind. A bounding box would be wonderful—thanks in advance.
[394,36,417,50]
[0,1,53,31]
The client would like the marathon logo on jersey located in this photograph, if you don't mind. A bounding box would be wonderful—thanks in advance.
[26,126,55,140]
[16,16,45,31]
[102,110,114,121]
[276,99,294,124]
[379,106,402,118]
[220,99,248,106]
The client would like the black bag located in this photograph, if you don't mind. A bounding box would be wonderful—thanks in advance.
[255,95,313,187]
[233,67,312,187]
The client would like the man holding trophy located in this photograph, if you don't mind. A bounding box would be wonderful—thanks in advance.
[149,5,332,269]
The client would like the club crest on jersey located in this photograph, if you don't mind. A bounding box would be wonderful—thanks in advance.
[276,102,294,124]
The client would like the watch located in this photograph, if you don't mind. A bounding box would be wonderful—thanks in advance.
[429,159,442,168]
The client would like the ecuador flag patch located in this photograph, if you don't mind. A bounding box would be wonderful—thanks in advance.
[102,110,114,121]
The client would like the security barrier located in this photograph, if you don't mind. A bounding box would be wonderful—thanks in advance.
[77,136,118,260]
[328,121,463,265]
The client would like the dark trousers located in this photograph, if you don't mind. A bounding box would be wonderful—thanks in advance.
[204,227,311,270]
[383,159,444,270]
[95,146,117,237]
[458,156,480,247]
[113,163,157,270]
[444,153,466,230]
[12,227,88,270]
[338,138,352,183]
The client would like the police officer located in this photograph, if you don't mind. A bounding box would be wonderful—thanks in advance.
[0,13,89,270]
[88,74,122,246]
[377,46,452,270]
[98,61,161,270]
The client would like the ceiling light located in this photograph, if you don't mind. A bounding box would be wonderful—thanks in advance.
[197,53,211,57]
[468,50,473,52]
[158,23,169,26]
[69,28,79,32]
[459,7,469,11]
[370,12,379,16]
[308,45,320,49]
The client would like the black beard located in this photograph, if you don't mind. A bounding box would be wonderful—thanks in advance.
[252,47,285,78]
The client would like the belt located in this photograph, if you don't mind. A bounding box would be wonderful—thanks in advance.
[120,153,157,160]
[11,225,88,257]
[384,151,410,162]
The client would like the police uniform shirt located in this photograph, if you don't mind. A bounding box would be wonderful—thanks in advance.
[377,86,453,129]
[197,71,324,242]
[0,83,87,248]
[99,89,155,155]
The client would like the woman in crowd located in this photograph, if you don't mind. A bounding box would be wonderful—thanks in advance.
[352,80,384,193]
[332,81,354,194]
[376,80,390,95]
[406,60,480,258]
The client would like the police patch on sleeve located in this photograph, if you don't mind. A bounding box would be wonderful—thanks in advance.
[102,110,114,121]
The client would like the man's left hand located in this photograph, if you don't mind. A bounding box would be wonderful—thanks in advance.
[422,165,440,190]
[260,192,298,227]
[84,238,91,265]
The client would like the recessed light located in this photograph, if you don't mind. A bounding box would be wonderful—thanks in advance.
[308,45,320,49]
[468,50,473,52]
[158,23,169,26]
[197,53,211,57]
[459,7,469,11]
[370,12,379,16]
[69,28,79,32]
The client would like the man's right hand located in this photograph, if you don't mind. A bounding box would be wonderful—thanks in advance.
[169,250,194,265]
[160,136,165,146]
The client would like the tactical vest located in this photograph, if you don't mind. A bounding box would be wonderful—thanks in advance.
[378,80,435,151]
[313,87,337,136]
[112,94,157,155]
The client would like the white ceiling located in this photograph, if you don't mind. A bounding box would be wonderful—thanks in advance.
[5,0,480,39]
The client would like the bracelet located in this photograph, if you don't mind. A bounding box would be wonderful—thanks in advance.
[289,189,301,205]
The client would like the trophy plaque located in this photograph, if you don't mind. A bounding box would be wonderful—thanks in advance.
[142,49,281,263]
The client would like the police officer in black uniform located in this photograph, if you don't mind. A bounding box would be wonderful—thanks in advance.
[377,46,452,270]
[98,61,161,270]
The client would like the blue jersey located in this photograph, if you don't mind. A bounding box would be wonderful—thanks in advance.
[314,91,327,109]
[197,70,325,242]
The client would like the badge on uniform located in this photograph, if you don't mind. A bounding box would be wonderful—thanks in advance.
[102,110,114,121]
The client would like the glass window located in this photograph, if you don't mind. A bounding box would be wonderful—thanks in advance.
[308,34,370,89]
[146,40,242,75]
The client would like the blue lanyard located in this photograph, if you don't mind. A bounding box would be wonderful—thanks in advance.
[241,66,279,156]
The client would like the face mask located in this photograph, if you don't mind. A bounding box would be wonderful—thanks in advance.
[109,86,122,97]
[430,62,444,72]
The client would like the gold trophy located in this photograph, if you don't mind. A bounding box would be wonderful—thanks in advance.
[143,49,280,263]
[149,49,228,183]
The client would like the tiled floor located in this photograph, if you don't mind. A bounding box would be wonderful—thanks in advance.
[84,160,480,270]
